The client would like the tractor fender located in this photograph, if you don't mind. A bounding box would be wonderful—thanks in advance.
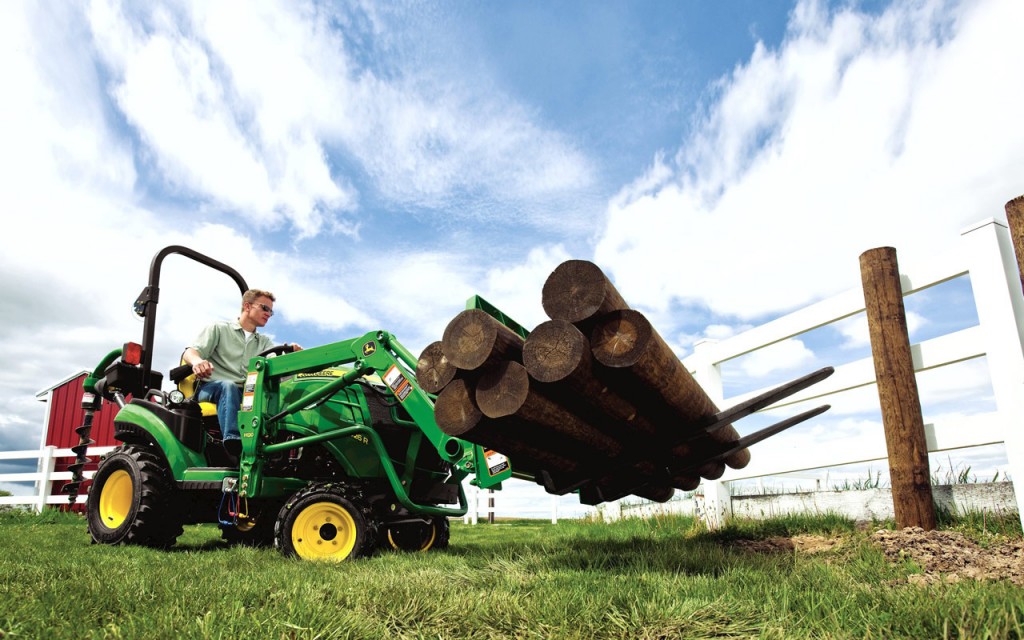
[113,403,206,479]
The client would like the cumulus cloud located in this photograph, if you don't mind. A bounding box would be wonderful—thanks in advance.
[85,0,596,237]
[595,0,1024,321]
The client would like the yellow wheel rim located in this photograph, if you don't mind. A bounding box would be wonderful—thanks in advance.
[387,523,437,551]
[98,469,133,529]
[291,501,358,561]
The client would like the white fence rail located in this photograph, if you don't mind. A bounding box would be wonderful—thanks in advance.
[680,218,1024,528]
[0,446,116,512]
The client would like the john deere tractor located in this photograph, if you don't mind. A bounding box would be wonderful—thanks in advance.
[69,246,510,560]
[70,246,833,561]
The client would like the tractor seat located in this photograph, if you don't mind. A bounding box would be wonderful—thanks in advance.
[178,354,218,419]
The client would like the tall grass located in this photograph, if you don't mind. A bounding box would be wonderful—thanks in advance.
[1,510,1021,639]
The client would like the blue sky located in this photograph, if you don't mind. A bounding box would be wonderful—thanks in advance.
[1,0,1022,515]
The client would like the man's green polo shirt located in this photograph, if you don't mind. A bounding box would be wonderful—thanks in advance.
[191,320,275,385]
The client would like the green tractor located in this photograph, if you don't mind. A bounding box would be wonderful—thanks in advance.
[69,246,511,560]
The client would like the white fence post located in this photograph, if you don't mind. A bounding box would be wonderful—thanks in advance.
[690,339,731,527]
[551,495,558,524]
[35,446,57,514]
[960,219,1024,529]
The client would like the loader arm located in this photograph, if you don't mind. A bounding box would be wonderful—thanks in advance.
[236,330,512,514]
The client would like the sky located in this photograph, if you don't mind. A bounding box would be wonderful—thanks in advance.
[1,0,1022,516]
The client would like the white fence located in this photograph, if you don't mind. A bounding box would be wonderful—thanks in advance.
[678,218,1024,528]
[462,485,561,524]
[0,445,116,512]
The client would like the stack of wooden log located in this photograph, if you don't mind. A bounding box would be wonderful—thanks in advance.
[417,259,752,505]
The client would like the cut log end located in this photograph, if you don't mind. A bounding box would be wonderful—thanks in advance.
[542,259,625,323]
[698,461,726,481]
[631,485,675,503]
[725,448,751,470]
[671,475,701,492]
[475,360,531,419]
[416,341,456,394]
[590,309,654,368]
[433,378,482,437]
[523,319,589,383]
[441,309,523,371]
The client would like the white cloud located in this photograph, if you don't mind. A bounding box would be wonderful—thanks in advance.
[736,338,816,378]
[594,0,1024,321]
[85,0,597,237]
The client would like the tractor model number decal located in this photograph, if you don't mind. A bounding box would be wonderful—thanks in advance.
[383,365,413,402]
[485,450,509,476]
[241,372,258,411]
[362,341,376,356]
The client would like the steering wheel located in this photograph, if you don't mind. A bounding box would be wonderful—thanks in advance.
[257,343,298,358]
[168,344,298,383]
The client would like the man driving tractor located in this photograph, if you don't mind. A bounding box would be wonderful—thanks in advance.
[182,289,302,457]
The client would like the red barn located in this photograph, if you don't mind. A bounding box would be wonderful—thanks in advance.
[35,371,120,510]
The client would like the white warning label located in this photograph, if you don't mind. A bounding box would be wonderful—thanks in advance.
[485,450,509,476]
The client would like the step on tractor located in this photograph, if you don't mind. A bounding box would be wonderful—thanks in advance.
[67,246,833,561]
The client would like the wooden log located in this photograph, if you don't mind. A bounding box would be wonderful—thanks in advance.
[524,318,738,480]
[433,377,484,438]
[860,247,936,530]
[442,309,524,371]
[475,360,624,458]
[432,378,581,474]
[590,309,750,469]
[523,319,657,439]
[671,475,701,491]
[1006,195,1024,296]
[541,259,629,328]
[416,341,457,394]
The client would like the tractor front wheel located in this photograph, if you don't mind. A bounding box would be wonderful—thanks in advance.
[86,445,183,548]
[384,517,450,552]
[275,484,376,561]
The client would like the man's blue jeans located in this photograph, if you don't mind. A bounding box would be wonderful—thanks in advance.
[197,380,242,442]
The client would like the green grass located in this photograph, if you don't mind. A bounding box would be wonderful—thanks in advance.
[1,510,1021,639]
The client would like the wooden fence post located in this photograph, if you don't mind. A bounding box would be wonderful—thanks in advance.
[1007,195,1024,295]
[860,247,937,530]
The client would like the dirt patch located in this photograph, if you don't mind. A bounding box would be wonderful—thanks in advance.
[732,534,840,555]
[871,527,1024,586]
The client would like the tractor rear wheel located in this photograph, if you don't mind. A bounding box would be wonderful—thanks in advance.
[86,445,183,548]
[384,517,450,552]
[275,483,376,561]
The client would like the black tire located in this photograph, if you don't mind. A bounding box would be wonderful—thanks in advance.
[86,445,183,548]
[220,500,282,547]
[384,517,450,552]
[274,483,377,561]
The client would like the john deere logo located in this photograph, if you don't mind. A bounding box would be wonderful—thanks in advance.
[362,341,376,356]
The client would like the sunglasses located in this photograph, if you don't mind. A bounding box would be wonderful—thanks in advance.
[251,302,274,315]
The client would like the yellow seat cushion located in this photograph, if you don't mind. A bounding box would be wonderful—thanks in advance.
[178,354,220,419]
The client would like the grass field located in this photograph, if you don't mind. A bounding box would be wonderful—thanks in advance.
[1,509,1021,639]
